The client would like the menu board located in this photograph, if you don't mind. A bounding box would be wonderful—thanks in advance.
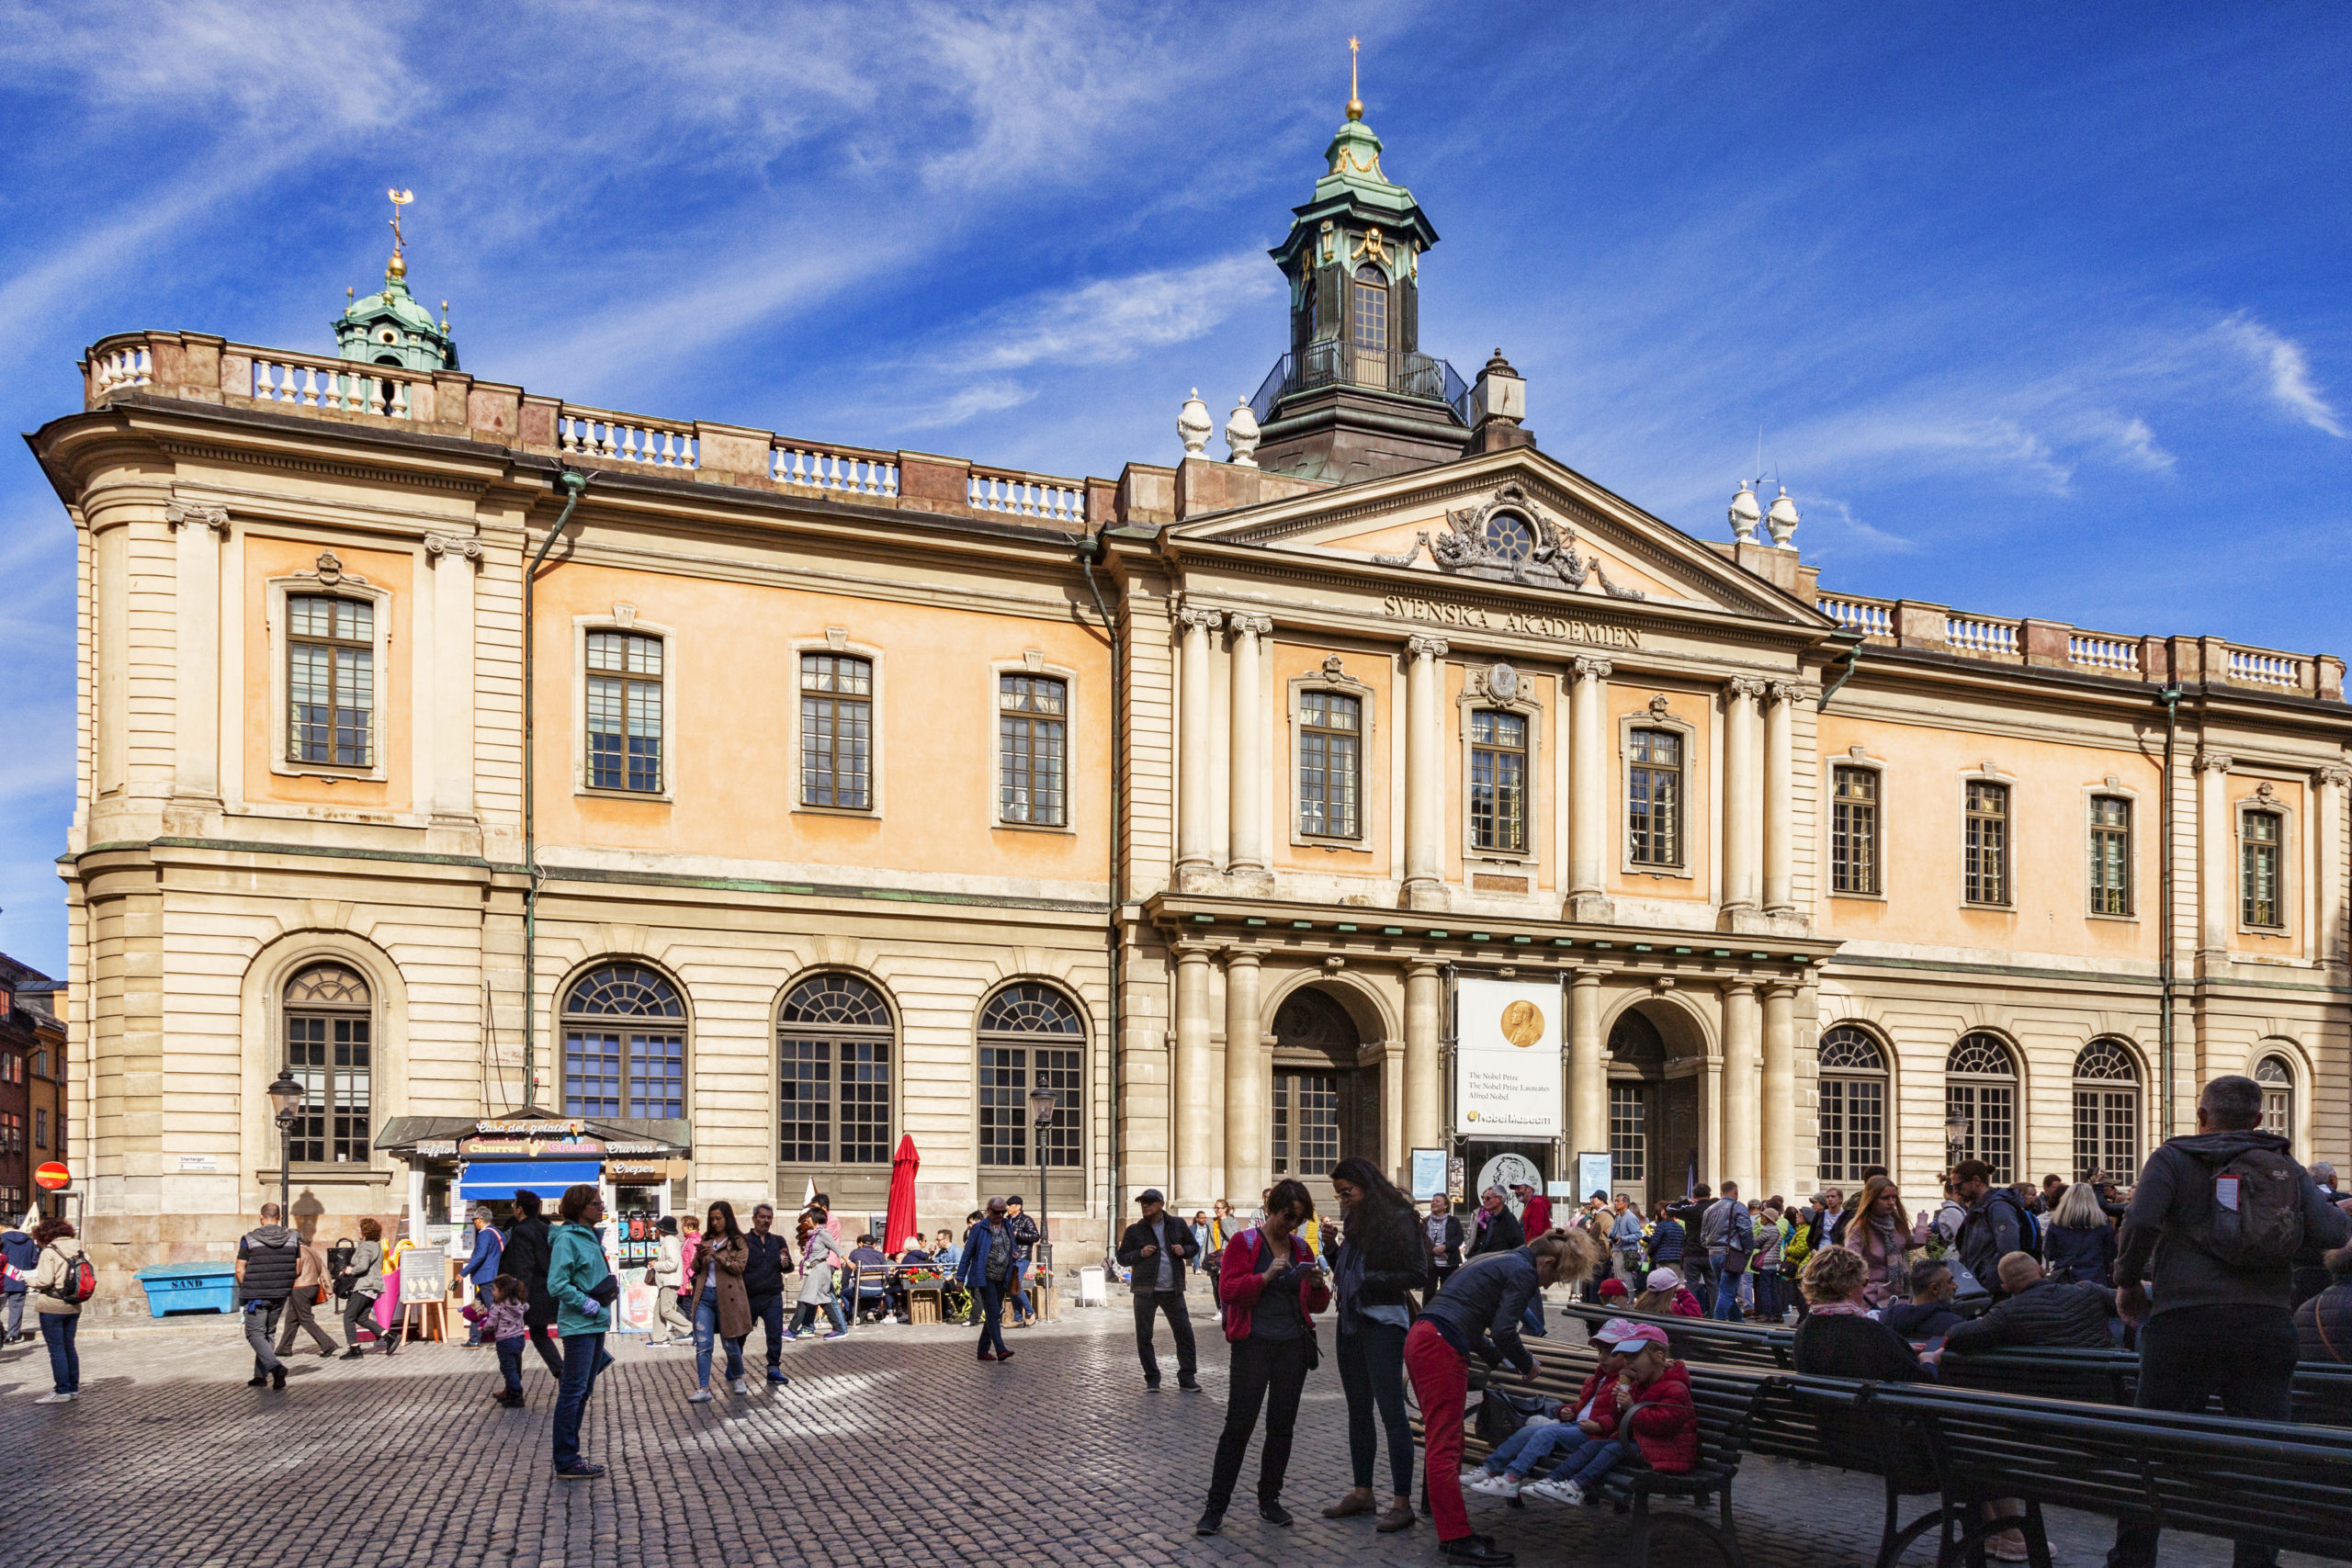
[399,1247,447,1304]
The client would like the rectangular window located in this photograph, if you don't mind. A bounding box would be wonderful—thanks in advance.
[1628,728,1683,866]
[287,595,374,767]
[2074,1089,2140,1182]
[0,1112,17,1153]
[1964,780,2009,905]
[798,653,873,809]
[999,674,1068,826]
[1271,1070,1340,1177]
[1298,690,1363,838]
[1831,766,1879,894]
[2242,810,2283,928]
[33,1109,46,1149]
[1470,709,1528,853]
[1947,1080,2016,1183]
[839,1037,892,1164]
[977,1045,1083,1168]
[286,1010,371,1164]
[2089,795,2132,916]
[778,1039,831,1163]
[1609,1082,1647,1186]
[1819,1078,1885,1183]
[585,631,663,793]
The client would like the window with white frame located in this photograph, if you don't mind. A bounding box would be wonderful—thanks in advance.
[284,963,371,1164]
[1946,1032,2018,1181]
[1818,1025,1888,1183]
[288,595,374,767]
[999,674,1068,826]
[585,632,663,793]
[799,653,873,809]
[1298,689,1362,839]
[2089,795,2132,916]
[1470,709,1528,853]
[1628,728,1683,867]
[2256,1054,2295,1149]
[1831,766,1879,894]
[2071,1038,2140,1180]
[2241,808,2284,928]
[1964,781,2010,905]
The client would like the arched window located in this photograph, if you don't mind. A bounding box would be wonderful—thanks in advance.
[1818,1025,1888,1183]
[978,983,1084,1172]
[1351,264,1389,385]
[778,975,893,1165]
[2256,1054,2295,1147]
[285,963,371,1164]
[562,964,684,1120]
[1946,1032,2018,1181]
[2072,1038,2141,1181]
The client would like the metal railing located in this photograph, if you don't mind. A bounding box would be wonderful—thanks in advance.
[1248,344,1470,427]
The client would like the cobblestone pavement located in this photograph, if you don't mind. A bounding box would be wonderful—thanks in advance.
[0,1297,2322,1568]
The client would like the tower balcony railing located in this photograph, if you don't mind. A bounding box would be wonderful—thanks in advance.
[1249,343,1472,428]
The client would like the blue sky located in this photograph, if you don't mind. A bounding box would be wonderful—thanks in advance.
[2,2,2347,976]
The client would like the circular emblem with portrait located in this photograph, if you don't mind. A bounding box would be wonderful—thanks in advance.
[1498,998,1545,1047]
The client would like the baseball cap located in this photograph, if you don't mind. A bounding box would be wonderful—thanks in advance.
[1137,1189,1166,1204]
[1595,1316,1639,1343]
[1603,1323,1670,1354]
[1597,1278,1628,1298]
[1645,1268,1681,1292]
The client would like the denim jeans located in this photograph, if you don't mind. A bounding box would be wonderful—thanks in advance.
[748,1292,786,1372]
[693,1294,745,1388]
[1486,1419,1583,1479]
[40,1314,78,1393]
[496,1336,526,1393]
[551,1332,604,1472]
[1710,1262,1745,1322]
[976,1281,1010,1357]
[1532,1432,1625,1489]
[1338,1322,1413,1496]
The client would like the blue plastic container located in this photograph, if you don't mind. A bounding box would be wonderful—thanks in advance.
[132,1263,238,1317]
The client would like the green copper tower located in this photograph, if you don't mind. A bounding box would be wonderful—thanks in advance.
[334,189,459,373]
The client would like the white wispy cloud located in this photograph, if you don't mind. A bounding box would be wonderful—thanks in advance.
[895,378,1037,430]
[2214,310,2344,437]
[951,252,1280,373]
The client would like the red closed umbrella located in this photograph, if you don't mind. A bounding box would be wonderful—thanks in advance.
[884,1134,922,1253]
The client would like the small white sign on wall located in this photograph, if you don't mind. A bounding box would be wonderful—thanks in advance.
[176,1155,220,1173]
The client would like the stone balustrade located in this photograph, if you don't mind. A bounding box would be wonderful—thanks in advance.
[1815,589,2343,699]
[77,328,1087,527]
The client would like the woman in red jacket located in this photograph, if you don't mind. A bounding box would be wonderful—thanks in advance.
[1195,1179,1331,1538]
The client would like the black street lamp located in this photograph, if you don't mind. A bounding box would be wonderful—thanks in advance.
[1029,1086,1057,1276]
[266,1069,305,1223]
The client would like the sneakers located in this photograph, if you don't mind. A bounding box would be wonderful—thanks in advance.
[728,1378,749,1395]
[1439,1534,1516,1565]
[340,1347,367,1360]
[687,1389,713,1404]
[766,1370,788,1385]
[1259,1501,1294,1527]
[1467,1472,1521,1498]
[1178,1378,1202,1392]
[822,1329,849,1341]
[554,1462,604,1480]
[33,1392,74,1404]
[1524,1478,1583,1506]
[1193,1509,1223,1537]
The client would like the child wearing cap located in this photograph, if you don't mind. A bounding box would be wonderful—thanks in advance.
[1464,1322,1635,1499]
[1523,1324,1696,1504]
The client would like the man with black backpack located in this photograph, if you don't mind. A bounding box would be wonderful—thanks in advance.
[2109,1074,2349,1568]
[1951,1161,2036,1301]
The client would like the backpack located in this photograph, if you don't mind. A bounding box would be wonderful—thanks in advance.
[46,1247,96,1304]
[2192,1145,2307,1268]
[1995,1191,2041,1258]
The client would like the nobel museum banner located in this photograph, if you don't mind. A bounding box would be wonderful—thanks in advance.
[1453,977,1564,1139]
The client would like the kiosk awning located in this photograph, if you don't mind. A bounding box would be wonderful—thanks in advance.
[458,1160,603,1201]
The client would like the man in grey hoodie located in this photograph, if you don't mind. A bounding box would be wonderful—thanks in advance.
[2109,1075,2350,1568]
[234,1203,303,1391]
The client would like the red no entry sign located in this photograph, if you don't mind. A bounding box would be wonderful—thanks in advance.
[34,1162,68,1190]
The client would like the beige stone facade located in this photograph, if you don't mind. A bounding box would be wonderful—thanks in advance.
[37,308,2351,1316]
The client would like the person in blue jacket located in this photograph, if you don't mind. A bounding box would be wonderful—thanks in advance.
[461,1206,506,1346]
[0,1216,38,1344]
[546,1185,616,1480]
[957,1198,1021,1363]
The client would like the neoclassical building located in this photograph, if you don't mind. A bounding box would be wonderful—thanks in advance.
[35,97,2348,1309]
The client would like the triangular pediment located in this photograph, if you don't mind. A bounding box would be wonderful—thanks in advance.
[1168,448,1822,626]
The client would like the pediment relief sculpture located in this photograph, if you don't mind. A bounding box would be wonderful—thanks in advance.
[1370,481,1646,600]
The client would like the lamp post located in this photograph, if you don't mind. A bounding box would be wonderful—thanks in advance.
[266,1069,306,1224]
[1029,1086,1057,1276]
[1943,1117,1970,1175]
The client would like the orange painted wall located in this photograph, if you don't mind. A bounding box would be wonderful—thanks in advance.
[243,537,413,812]
[531,563,1108,880]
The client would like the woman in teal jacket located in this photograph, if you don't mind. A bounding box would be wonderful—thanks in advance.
[547,1184,616,1479]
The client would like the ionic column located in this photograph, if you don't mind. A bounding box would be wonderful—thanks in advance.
[1223,948,1266,1202]
[2198,751,2234,953]
[1567,658,1613,908]
[1227,614,1272,875]
[1176,605,1223,876]
[2318,766,2349,966]
[424,534,483,822]
[1403,960,1445,1155]
[1381,1040,1408,1184]
[1404,637,1449,909]
[1174,942,1218,1205]
[1722,679,1767,914]
[1761,981,1796,1200]
[165,503,229,804]
[1762,681,1798,915]
[1720,979,1759,1194]
[1567,969,1606,1164]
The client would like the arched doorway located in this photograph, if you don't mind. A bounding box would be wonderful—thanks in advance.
[1269,986,1375,1210]
[1607,999,1705,1210]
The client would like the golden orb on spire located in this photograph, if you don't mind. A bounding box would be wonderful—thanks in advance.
[1346,36,1363,119]
[386,187,414,279]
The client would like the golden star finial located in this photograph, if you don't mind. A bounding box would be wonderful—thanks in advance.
[1347,37,1363,120]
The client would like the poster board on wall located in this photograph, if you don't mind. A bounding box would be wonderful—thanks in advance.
[1409,1148,1448,1201]
[1453,977,1564,1139]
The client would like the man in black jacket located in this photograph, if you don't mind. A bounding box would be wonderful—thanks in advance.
[234,1203,301,1390]
[1942,1254,2114,1353]
[502,1190,564,1377]
[1668,1185,1714,1305]
[2109,1075,2351,1568]
[1464,1188,1524,1260]
[1116,1189,1200,1390]
[1004,1195,1043,1325]
[743,1202,795,1387]
[1952,1160,2032,1301]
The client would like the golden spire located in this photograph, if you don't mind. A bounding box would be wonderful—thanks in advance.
[386,187,413,279]
[1346,36,1363,120]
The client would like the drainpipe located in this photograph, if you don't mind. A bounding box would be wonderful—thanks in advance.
[1815,629,1864,711]
[2157,682,2182,1137]
[1077,531,1123,1268]
[521,467,590,1108]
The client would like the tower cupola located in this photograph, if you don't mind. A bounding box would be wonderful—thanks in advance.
[334,188,458,373]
